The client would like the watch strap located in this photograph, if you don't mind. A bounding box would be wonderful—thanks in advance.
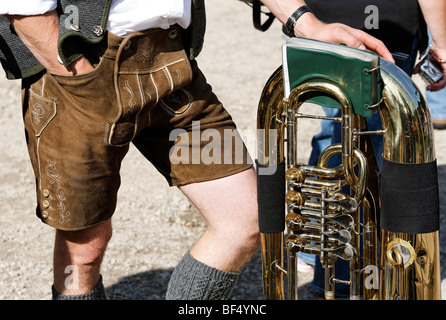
[285,6,313,36]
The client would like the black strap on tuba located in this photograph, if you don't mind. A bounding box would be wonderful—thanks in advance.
[256,160,286,234]
[379,159,440,234]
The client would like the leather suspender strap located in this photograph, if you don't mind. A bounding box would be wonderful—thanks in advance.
[253,0,276,31]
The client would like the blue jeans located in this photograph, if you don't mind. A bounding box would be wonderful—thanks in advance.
[427,90,446,121]
[299,39,419,294]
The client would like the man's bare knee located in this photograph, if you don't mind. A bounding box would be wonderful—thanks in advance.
[233,225,260,258]
[55,220,112,266]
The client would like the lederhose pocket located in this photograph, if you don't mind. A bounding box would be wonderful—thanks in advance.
[27,89,57,138]
[108,28,193,147]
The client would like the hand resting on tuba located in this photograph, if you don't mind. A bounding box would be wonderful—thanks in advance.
[260,0,395,62]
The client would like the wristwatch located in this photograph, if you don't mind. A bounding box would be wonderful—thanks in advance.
[285,6,313,36]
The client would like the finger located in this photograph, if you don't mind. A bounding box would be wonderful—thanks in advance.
[348,28,395,62]
[330,26,366,50]
[427,75,446,92]
[413,63,420,74]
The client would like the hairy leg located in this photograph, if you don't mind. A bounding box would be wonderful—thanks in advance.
[52,219,112,296]
[179,168,260,272]
[166,168,259,299]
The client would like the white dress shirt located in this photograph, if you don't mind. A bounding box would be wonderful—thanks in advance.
[0,0,192,36]
[108,0,191,36]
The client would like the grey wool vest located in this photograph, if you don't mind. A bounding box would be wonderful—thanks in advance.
[0,0,206,80]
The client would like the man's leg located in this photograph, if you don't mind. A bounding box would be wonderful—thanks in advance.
[166,168,259,299]
[183,168,259,272]
[52,219,112,299]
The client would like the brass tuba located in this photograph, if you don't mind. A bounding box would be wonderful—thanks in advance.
[256,51,441,300]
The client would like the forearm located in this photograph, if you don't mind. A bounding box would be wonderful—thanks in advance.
[418,0,446,50]
[417,0,446,91]
[260,0,322,37]
[259,0,307,25]
[6,10,92,75]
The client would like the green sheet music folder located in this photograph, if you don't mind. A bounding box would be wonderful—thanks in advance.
[282,38,381,118]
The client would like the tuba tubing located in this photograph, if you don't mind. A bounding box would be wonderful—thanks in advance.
[256,60,441,300]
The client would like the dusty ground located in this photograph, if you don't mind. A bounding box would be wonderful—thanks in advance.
[0,1,445,300]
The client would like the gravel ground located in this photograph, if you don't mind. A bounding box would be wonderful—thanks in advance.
[0,1,445,301]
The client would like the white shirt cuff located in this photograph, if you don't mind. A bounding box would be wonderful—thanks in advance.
[0,0,57,15]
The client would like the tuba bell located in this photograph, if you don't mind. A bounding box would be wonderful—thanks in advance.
[255,38,441,300]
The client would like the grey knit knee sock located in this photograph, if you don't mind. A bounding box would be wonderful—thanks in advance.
[166,251,240,300]
[52,275,107,300]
